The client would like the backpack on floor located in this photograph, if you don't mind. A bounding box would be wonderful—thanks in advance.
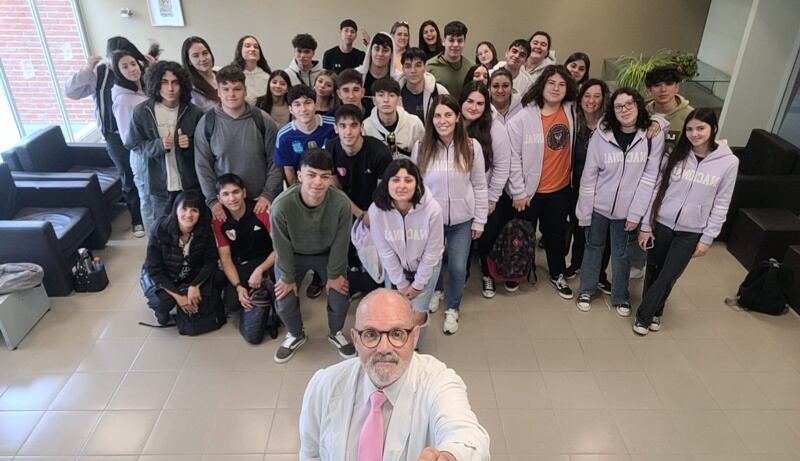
[726,258,793,316]
[487,218,535,282]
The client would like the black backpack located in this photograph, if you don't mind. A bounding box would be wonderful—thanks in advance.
[728,258,793,315]
[487,218,535,282]
[204,107,266,144]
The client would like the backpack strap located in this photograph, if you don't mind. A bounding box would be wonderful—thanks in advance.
[251,107,266,140]
[205,108,266,145]
[204,108,216,145]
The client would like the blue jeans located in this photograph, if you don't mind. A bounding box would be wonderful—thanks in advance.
[385,260,442,350]
[130,150,154,234]
[435,220,473,311]
[578,212,637,305]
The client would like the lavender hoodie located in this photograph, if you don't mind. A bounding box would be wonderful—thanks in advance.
[506,102,575,201]
[368,192,444,291]
[486,115,512,204]
[576,117,667,226]
[411,138,488,231]
[635,141,739,245]
[111,85,148,144]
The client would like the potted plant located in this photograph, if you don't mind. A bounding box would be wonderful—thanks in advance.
[615,49,698,93]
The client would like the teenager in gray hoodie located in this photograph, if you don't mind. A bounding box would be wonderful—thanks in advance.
[369,158,444,349]
[194,65,281,222]
[630,109,738,335]
[285,33,324,87]
[575,88,667,315]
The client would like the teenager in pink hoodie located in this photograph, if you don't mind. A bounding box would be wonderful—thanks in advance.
[630,109,738,335]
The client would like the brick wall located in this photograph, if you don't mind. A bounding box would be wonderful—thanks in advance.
[0,0,95,129]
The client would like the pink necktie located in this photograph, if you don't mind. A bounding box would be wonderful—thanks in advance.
[357,390,387,461]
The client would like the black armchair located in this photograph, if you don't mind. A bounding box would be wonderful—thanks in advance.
[0,164,96,296]
[718,129,800,241]
[0,126,122,208]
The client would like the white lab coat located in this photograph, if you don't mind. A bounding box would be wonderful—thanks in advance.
[299,353,490,461]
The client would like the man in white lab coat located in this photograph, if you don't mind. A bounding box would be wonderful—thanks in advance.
[299,288,490,461]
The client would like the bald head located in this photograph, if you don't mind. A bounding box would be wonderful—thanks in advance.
[355,288,414,329]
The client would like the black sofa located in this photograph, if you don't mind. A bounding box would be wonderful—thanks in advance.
[718,129,800,241]
[0,163,96,296]
[0,125,122,208]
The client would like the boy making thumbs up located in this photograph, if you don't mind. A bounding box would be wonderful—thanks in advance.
[126,61,205,225]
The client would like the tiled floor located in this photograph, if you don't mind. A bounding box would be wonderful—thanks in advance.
[2,213,800,460]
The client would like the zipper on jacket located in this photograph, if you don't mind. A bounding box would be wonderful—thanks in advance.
[445,142,452,226]
[672,159,700,225]
[401,212,410,272]
[610,136,642,216]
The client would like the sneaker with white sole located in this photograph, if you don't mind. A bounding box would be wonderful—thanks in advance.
[563,265,580,279]
[597,279,612,295]
[632,320,649,336]
[615,303,632,317]
[481,276,496,298]
[630,267,645,280]
[576,293,592,312]
[327,331,357,359]
[504,281,519,293]
[550,274,573,299]
[428,291,442,313]
[443,309,459,335]
[132,224,146,238]
[274,332,307,363]
[649,316,662,332]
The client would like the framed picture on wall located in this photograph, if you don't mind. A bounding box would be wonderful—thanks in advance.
[147,0,185,27]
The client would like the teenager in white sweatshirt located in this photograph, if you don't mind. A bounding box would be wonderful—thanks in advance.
[363,77,425,158]
[233,35,271,105]
[412,94,488,335]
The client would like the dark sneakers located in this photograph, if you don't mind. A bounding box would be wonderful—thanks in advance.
[564,265,580,280]
[550,274,573,299]
[649,316,662,331]
[633,320,649,336]
[306,273,323,299]
[504,281,520,292]
[274,332,307,363]
[327,331,357,359]
[597,279,612,295]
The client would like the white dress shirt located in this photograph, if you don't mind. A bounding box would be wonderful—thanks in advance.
[299,353,490,461]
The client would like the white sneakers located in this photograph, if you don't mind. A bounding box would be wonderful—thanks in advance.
[443,309,459,335]
[429,291,442,313]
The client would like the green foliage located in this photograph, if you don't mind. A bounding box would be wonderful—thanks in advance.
[615,49,699,94]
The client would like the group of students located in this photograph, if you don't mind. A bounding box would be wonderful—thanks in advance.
[64,17,738,363]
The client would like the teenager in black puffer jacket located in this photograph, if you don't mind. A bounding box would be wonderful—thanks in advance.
[141,190,220,326]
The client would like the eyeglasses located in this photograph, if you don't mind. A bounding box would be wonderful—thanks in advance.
[613,101,636,113]
[354,327,415,348]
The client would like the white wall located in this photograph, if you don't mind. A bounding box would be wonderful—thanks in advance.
[76,0,710,77]
[697,0,752,75]
[719,0,800,144]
